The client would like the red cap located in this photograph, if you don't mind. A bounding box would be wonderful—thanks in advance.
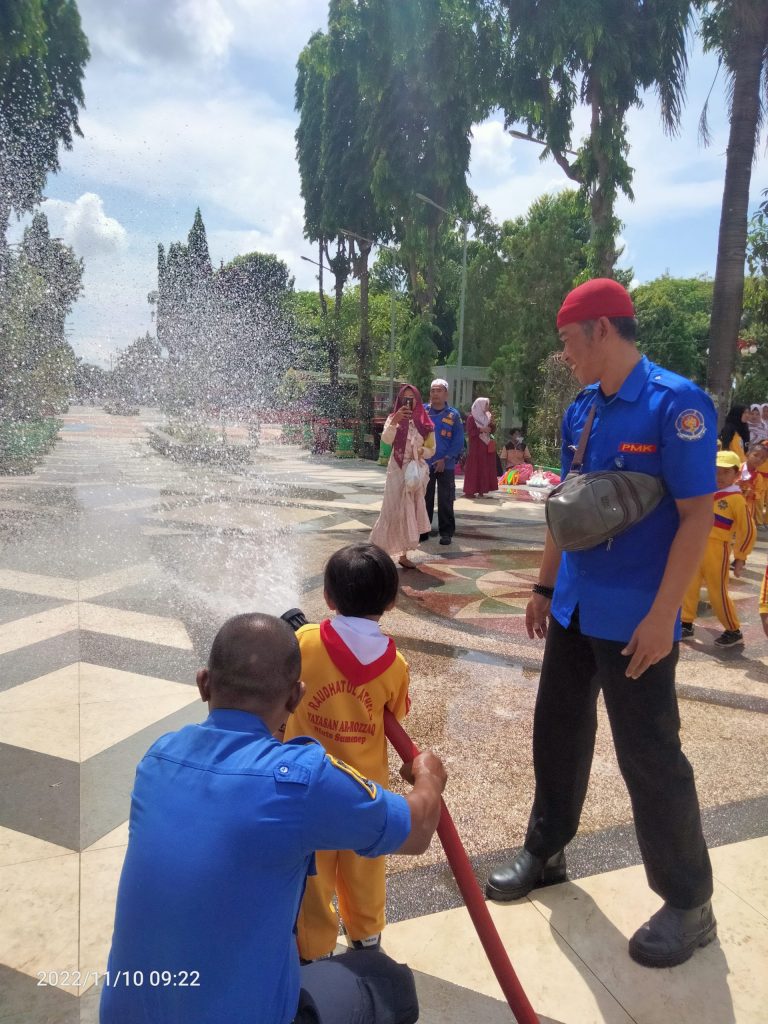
[556,278,635,329]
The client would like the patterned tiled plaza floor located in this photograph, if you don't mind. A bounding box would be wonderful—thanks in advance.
[1,408,766,1023]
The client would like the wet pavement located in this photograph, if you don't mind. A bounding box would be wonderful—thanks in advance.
[0,408,766,1023]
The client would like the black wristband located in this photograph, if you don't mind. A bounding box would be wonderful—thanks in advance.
[532,583,555,599]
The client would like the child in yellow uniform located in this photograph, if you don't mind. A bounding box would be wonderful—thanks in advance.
[739,443,768,524]
[284,543,410,961]
[760,563,768,638]
[682,450,755,647]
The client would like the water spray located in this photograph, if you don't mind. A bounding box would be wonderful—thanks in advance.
[280,608,540,1024]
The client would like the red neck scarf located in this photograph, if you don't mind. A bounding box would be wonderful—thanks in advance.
[390,384,432,467]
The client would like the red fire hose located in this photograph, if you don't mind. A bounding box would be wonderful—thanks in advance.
[384,709,539,1024]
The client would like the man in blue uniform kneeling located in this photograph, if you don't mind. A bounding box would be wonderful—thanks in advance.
[101,613,446,1024]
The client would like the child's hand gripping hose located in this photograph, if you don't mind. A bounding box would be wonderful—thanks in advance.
[384,709,539,1024]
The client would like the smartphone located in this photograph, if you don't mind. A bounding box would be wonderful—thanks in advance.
[402,397,414,410]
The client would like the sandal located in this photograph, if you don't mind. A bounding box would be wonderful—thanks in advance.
[399,555,416,569]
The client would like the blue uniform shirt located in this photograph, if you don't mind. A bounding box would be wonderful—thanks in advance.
[551,356,717,644]
[424,403,464,470]
[100,709,410,1024]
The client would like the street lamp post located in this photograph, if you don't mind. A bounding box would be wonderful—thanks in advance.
[300,254,334,274]
[340,229,399,406]
[414,192,468,410]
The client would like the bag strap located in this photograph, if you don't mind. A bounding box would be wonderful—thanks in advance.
[570,401,597,473]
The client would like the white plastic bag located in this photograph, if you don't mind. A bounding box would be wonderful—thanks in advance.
[404,460,422,494]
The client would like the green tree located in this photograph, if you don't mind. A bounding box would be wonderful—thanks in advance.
[402,314,440,396]
[215,252,296,407]
[110,333,165,407]
[697,1,768,420]
[735,192,768,403]
[481,191,591,428]
[359,0,493,314]
[0,0,89,273]
[321,0,389,425]
[72,359,108,403]
[0,212,81,418]
[631,275,713,381]
[295,30,349,392]
[156,212,217,411]
[492,0,693,276]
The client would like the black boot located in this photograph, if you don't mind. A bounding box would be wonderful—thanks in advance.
[485,849,566,902]
[628,900,716,968]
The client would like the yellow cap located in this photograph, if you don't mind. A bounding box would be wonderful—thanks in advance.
[716,451,741,469]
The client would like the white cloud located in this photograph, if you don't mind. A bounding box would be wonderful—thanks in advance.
[43,193,128,258]
[39,10,768,364]
[227,0,326,61]
[77,0,234,66]
[78,0,323,67]
[469,120,516,180]
[61,87,299,227]
[70,235,156,367]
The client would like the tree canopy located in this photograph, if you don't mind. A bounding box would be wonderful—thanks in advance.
[491,0,693,276]
[0,212,82,419]
[696,0,768,419]
[0,0,89,266]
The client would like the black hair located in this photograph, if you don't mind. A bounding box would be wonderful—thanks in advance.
[608,316,638,342]
[324,543,399,617]
[208,613,300,705]
[582,317,638,342]
[720,405,750,450]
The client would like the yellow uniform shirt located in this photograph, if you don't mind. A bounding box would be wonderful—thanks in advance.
[711,486,755,561]
[728,434,746,464]
[284,622,410,786]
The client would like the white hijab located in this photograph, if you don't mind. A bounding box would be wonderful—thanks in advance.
[471,397,491,429]
[751,405,768,442]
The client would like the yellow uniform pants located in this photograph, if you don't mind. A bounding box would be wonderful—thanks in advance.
[682,537,740,631]
[296,850,386,961]
[756,488,768,527]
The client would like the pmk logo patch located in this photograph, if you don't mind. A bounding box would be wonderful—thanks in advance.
[675,409,706,441]
[618,443,657,454]
[326,754,377,799]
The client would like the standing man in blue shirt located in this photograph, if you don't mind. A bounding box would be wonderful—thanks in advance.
[101,613,446,1024]
[422,378,465,545]
[486,279,717,969]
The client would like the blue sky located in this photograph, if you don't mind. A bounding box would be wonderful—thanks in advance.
[10,0,767,366]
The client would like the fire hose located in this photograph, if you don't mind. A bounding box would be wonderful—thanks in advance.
[279,610,539,1022]
[384,709,539,1024]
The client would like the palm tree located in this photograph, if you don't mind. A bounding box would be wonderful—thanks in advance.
[698,1,768,419]
[495,0,695,276]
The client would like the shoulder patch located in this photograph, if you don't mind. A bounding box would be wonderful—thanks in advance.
[326,754,377,799]
[675,409,707,441]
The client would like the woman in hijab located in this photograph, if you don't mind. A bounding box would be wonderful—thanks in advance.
[748,404,766,443]
[750,404,768,444]
[463,397,499,498]
[370,384,435,569]
[719,405,751,464]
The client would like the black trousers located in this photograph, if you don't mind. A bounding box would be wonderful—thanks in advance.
[424,468,456,538]
[295,950,418,1023]
[525,614,713,909]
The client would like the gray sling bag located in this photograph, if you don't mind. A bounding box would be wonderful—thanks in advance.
[545,402,666,552]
